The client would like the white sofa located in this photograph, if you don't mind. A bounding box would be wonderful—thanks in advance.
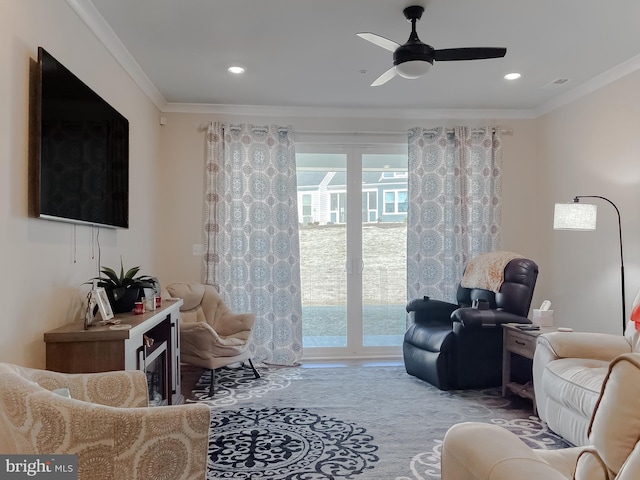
[532,321,640,446]
[442,353,640,480]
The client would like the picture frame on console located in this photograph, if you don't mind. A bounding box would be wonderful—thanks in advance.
[95,287,114,322]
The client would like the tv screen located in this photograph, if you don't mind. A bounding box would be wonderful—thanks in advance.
[32,47,129,228]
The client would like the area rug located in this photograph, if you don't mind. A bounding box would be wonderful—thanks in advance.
[190,364,571,480]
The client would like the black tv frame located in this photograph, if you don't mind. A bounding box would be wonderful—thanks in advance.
[29,46,129,229]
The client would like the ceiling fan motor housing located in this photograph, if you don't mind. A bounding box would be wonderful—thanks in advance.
[393,42,434,67]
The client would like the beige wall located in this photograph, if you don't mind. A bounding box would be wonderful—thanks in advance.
[539,71,640,334]
[1,0,161,367]
[157,86,640,337]
[155,113,546,305]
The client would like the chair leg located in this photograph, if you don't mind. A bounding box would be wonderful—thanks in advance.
[247,358,260,378]
[208,368,215,397]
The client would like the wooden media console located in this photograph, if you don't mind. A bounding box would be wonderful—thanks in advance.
[44,299,183,405]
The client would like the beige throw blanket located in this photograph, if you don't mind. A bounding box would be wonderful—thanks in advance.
[460,251,524,293]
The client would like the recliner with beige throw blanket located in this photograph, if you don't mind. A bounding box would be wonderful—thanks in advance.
[166,282,260,395]
[532,320,640,447]
[441,352,640,480]
[403,252,538,390]
[0,362,210,480]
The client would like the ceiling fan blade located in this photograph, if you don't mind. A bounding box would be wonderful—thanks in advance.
[371,66,398,87]
[357,33,400,52]
[433,47,507,61]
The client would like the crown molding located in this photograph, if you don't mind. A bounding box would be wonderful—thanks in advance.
[535,53,640,117]
[66,0,167,111]
[162,103,538,120]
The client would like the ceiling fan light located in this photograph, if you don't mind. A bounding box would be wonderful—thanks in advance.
[395,60,431,79]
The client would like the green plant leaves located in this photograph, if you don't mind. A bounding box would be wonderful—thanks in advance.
[85,261,154,290]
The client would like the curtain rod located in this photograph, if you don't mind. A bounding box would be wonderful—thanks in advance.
[295,127,513,136]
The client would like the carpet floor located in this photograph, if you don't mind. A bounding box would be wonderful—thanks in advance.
[189,363,571,480]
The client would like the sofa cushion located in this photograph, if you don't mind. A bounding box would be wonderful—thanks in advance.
[543,358,609,421]
[587,354,640,477]
[617,441,640,480]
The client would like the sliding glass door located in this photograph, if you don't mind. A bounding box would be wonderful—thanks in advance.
[361,154,408,348]
[296,144,407,358]
[297,151,348,348]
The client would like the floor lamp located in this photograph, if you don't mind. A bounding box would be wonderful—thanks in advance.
[553,196,626,334]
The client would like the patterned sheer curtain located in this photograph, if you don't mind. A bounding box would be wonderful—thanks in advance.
[407,126,503,303]
[203,122,303,366]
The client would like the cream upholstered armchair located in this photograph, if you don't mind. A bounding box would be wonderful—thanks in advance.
[532,321,640,446]
[166,282,260,395]
[441,353,640,480]
[534,290,640,447]
[0,362,210,480]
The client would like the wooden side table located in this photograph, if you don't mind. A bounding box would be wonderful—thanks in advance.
[502,323,555,415]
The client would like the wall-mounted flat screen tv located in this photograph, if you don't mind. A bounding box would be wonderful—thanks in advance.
[31,47,129,228]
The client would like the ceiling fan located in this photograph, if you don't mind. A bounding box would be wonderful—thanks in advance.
[357,5,507,86]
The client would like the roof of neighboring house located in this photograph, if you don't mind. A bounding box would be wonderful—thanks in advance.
[297,171,407,190]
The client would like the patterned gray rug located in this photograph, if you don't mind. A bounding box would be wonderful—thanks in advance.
[190,363,571,480]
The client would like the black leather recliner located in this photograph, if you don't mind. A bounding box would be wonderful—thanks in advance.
[403,257,538,390]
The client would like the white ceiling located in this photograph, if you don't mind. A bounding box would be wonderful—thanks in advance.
[79,0,640,116]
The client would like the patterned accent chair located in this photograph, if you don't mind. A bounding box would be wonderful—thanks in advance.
[403,254,538,390]
[0,363,210,480]
[166,282,260,396]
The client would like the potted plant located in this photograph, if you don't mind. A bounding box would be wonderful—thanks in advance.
[88,259,155,314]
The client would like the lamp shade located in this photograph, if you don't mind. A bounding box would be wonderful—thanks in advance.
[553,203,597,230]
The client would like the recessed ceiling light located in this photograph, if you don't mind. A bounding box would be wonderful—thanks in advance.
[228,66,245,74]
[504,72,521,80]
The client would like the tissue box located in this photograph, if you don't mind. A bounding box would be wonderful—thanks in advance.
[532,309,554,327]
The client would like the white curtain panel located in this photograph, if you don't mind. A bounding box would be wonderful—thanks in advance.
[203,123,303,365]
[407,126,503,303]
